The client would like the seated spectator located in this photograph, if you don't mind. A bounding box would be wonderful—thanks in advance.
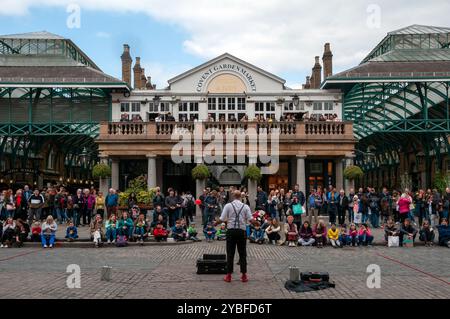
[313,220,327,248]
[134,213,148,244]
[419,220,435,246]
[327,223,342,248]
[203,223,216,242]
[105,214,117,244]
[151,213,168,230]
[284,215,298,247]
[171,220,187,241]
[153,223,168,242]
[436,218,450,248]
[249,221,265,244]
[90,214,104,247]
[384,218,399,244]
[298,221,315,246]
[65,221,78,242]
[1,217,16,248]
[216,223,227,241]
[265,218,281,245]
[339,225,348,246]
[187,222,200,242]
[30,221,42,242]
[15,218,29,247]
[358,223,374,246]
[41,215,57,248]
[117,211,133,239]
[399,218,417,247]
[348,223,359,246]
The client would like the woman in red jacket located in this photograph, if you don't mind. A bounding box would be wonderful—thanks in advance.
[397,194,411,224]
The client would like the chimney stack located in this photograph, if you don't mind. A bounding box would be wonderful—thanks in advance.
[311,56,322,89]
[322,43,333,79]
[303,76,311,89]
[146,76,153,90]
[133,57,142,90]
[140,68,148,89]
[121,44,132,86]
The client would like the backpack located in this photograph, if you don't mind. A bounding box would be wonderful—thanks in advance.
[116,235,128,247]
[186,197,195,210]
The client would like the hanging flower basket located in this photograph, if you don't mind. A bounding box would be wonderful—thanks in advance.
[92,163,111,179]
[244,165,262,182]
[343,165,364,180]
[191,164,211,180]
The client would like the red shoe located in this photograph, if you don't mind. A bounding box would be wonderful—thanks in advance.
[224,274,232,282]
[241,273,248,283]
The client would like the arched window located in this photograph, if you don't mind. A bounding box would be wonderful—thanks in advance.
[47,147,55,170]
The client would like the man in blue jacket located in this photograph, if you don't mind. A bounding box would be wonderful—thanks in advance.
[105,188,119,218]
[437,218,450,248]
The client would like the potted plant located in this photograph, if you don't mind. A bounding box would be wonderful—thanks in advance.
[244,164,262,182]
[343,165,364,180]
[92,163,111,179]
[191,164,210,180]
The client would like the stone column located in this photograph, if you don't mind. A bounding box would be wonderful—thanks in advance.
[296,155,306,193]
[248,155,257,211]
[344,156,355,194]
[99,155,109,196]
[336,158,344,191]
[195,157,205,216]
[111,159,119,191]
[147,154,157,189]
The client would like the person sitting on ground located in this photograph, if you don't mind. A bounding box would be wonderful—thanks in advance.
[30,221,41,242]
[1,217,17,248]
[284,215,298,247]
[399,218,417,247]
[249,221,265,244]
[436,218,450,248]
[65,221,78,242]
[298,220,315,246]
[134,213,147,244]
[90,214,104,247]
[117,211,133,239]
[153,223,168,242]
[339,225,348,246]
[203,222,216,242]
[313,220,327,248]
[348,223,358,246]
[384,218,399,244]
[105,214,117,244]
[14,218,29,247]
[358,223,374,246]
[265,218,281,245]
[419,220,435,247]
[41,215,57,248]
[327,223,342,248]
[187,222,200,241]
[171,219,187,241]
[151,213,168,231]
[216,223,227,241]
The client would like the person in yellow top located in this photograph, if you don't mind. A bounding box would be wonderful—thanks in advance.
[327,223,342,248]
[95,191,106,219]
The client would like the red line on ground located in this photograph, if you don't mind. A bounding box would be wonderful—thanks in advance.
[376,252,450,285]
[0,249,40,262]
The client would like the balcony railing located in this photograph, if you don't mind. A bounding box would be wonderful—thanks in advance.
[100,121,353,140]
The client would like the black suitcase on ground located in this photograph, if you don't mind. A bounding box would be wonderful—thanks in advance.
[300,272,330,282]
[196,254,227,274]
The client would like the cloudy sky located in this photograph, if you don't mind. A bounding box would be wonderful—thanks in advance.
[0,0,449,88]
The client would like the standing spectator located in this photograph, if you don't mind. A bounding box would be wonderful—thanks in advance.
[326,187,339,225]
[380,188,391,224]
[105,188,119,219]
[204,190,219,227]
[95,191,105,219]
[268,190,279,219]
[72,189,84,227]
[292,184,306,207]
[337,189,349,226]
[55,188,67,225]
[152,188,165,210]
[397,193,412,224]
[256,186,268,212]
[28,189,44,225]
[165,190,179,228]
[14,189,28,221]
[368,188,380,228]
[84,189,96,226]
[347,188,356,223]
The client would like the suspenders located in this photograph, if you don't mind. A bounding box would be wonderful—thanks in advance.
[231,203,245,229]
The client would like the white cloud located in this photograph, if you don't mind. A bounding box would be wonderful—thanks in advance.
[1,0,450,83]
[140,61,193,89]
[95,31,111,38]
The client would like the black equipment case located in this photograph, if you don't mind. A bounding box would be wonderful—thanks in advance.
[300,272,330,282]
[196,254,227,274]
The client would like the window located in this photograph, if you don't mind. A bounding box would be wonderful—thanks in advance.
[255,102,264,112]
[324,102,333,111]
[218,97,226,110]
[227,97,236,110]
[190,102,198,112]
[179,102,188,112]
[160,102,170,112]
[313,102,322,111]
[131,102,140,112]
[208,97,216,110]
[237,97,246,110]
[179,102,199,121]
[148,102,157,112]
[120,102,130,112]
[265,102,275,112]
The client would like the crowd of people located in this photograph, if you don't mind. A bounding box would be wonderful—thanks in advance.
[1,183,450,249]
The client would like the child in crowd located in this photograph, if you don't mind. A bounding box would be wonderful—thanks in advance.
[90,214,104,247]
[151,213,167,231]
[203,222,216,242]
[265,218,281,245]
[419,220,435,247]
[134,213,147,244]
[358,223,374,246]
[384,218,399,244]
[1,217,16,248]
[436,218,450,248]
[313,220,327,248]
[216,223,227,241]
[31,221,41,242]
[399,218,417,247]
[105,214,117,244]
[298,221,315,246]
[187,223,200,242]
[171,219,187,241]
[284,215,298,247]
[327,223,342,248]
[41,215,57,248]
[338,225,348,246]
[348,223,359,246]
[65,221,78,242]
[153,223,168,242]
[249,221,265,244]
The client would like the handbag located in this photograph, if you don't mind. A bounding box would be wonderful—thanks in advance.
[403,237,414,248]
[6,203,15,210]
[293,204,303,215]
[388,236,399,247]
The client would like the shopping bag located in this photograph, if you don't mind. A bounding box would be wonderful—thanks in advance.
[403,238,414,248]
[354,212,362,224]
[388,236,399,247]
[293,204,304,215]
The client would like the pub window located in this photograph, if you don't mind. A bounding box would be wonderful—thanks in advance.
[190,102,199,112]
[208,97,216,110]
[255,102,264,112]
[148,102,157,112]
[218,97,226,110]
[179,102,188,112]
[237,97,246,110]
[228,97,236,110]
[313,102,323,111]
[131,102,140,112]
[284,102,294,111]
[120,102,130,112]
[160,102,170,112]
[324,102,333,111]
[266,102,275,112]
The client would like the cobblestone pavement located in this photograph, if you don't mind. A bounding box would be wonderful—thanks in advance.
[0,241,449,299]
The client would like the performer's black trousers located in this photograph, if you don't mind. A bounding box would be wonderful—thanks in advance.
[226,229,247,274]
